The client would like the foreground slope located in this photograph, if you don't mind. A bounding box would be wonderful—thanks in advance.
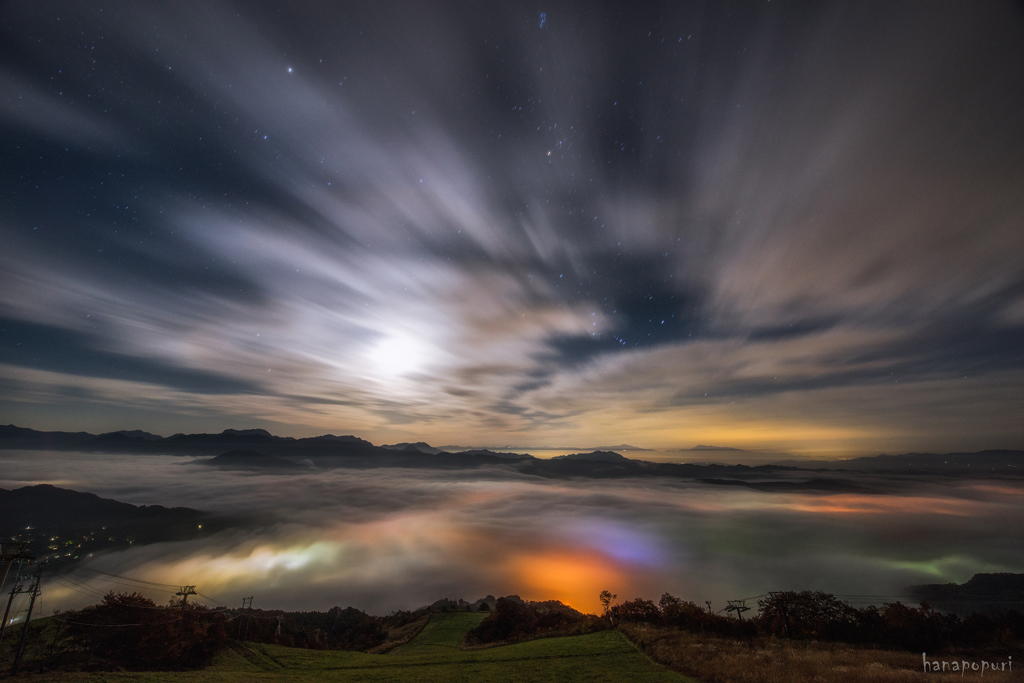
[28,612,691,682]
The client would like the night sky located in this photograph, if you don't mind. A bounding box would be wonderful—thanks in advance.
[2,1,1023,455]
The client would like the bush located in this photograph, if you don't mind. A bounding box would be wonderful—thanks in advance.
[872,601,959,652]
[608,589,1024,651]
[617,597,660,623]
[63,592,228,670]
[465,597,538,644]
[753,591,1024,651]
[465,597,601,645]
[653,593,756,638]
[239,605,391,650]
[755,591,862,642]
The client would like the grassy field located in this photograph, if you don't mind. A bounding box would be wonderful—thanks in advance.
[387,611,487,656]
[10,612,691,682]
[621,623,1023,683]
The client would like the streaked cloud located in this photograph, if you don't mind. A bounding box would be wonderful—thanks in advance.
[0,0,1021,453]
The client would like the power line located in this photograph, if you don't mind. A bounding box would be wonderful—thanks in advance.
[45,559,181,590]
[196,590,229,606]
[46,575,233,614]
[47,576,110,602]
[48,574,164,605]
[39,559,246,611]
[57,573,176,594]
[833,594,918,599]
[49,614,184,628]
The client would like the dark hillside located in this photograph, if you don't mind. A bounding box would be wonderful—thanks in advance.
[909,573,1024,616]
[0,485,223,563]
[205,449,308,471]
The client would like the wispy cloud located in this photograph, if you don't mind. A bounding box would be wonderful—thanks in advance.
[0,0,1021,451]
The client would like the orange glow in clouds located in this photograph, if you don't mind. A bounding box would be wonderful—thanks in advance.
[787,494,983,516]
[509,551,624,613]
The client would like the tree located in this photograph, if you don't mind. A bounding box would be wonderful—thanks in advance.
[617,598,660,623]
[599,590,617,623]
[63,591,228,670]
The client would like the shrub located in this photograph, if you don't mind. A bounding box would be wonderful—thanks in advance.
[239,605,388,650]
[655,593,757,638]
[64,592,228,670]
[465,597,599,645]
[617,597,660,623]
[755,591,862,641]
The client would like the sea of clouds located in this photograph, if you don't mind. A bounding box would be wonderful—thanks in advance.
[3,450,1022,615]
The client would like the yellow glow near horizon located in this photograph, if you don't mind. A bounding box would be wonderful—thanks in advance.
[635,416,880,452]
[302,402,895,455]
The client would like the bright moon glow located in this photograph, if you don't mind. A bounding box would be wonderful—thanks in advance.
[366,335,428,377]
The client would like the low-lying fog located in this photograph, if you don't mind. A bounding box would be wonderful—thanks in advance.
[3,450,1023,615]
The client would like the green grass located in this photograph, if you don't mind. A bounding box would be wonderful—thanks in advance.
[388,611,487,656]
[18,612,693,682]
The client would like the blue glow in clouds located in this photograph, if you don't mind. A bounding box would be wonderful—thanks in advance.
[539,13,546,28]
[568,519,668,568]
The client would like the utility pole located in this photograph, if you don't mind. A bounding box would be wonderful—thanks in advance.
[725,600,750,620]
[11,566,41,675]
[239,596,253,641]
[175,585,197,614]
[768,592,792,638]
[0,544,33,598]
[0,562,26,643]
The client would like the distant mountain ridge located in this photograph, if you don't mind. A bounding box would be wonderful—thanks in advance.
[381,442,444,455]
[0,425,802,482]
[551,451,630,463]
[437,443,652,452]
[0,424,378,458]
[220,428,274,437]
[771,450,1024,473]
[103,429,163,441]
[2,425,1020,478]
[453,449,534,460]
